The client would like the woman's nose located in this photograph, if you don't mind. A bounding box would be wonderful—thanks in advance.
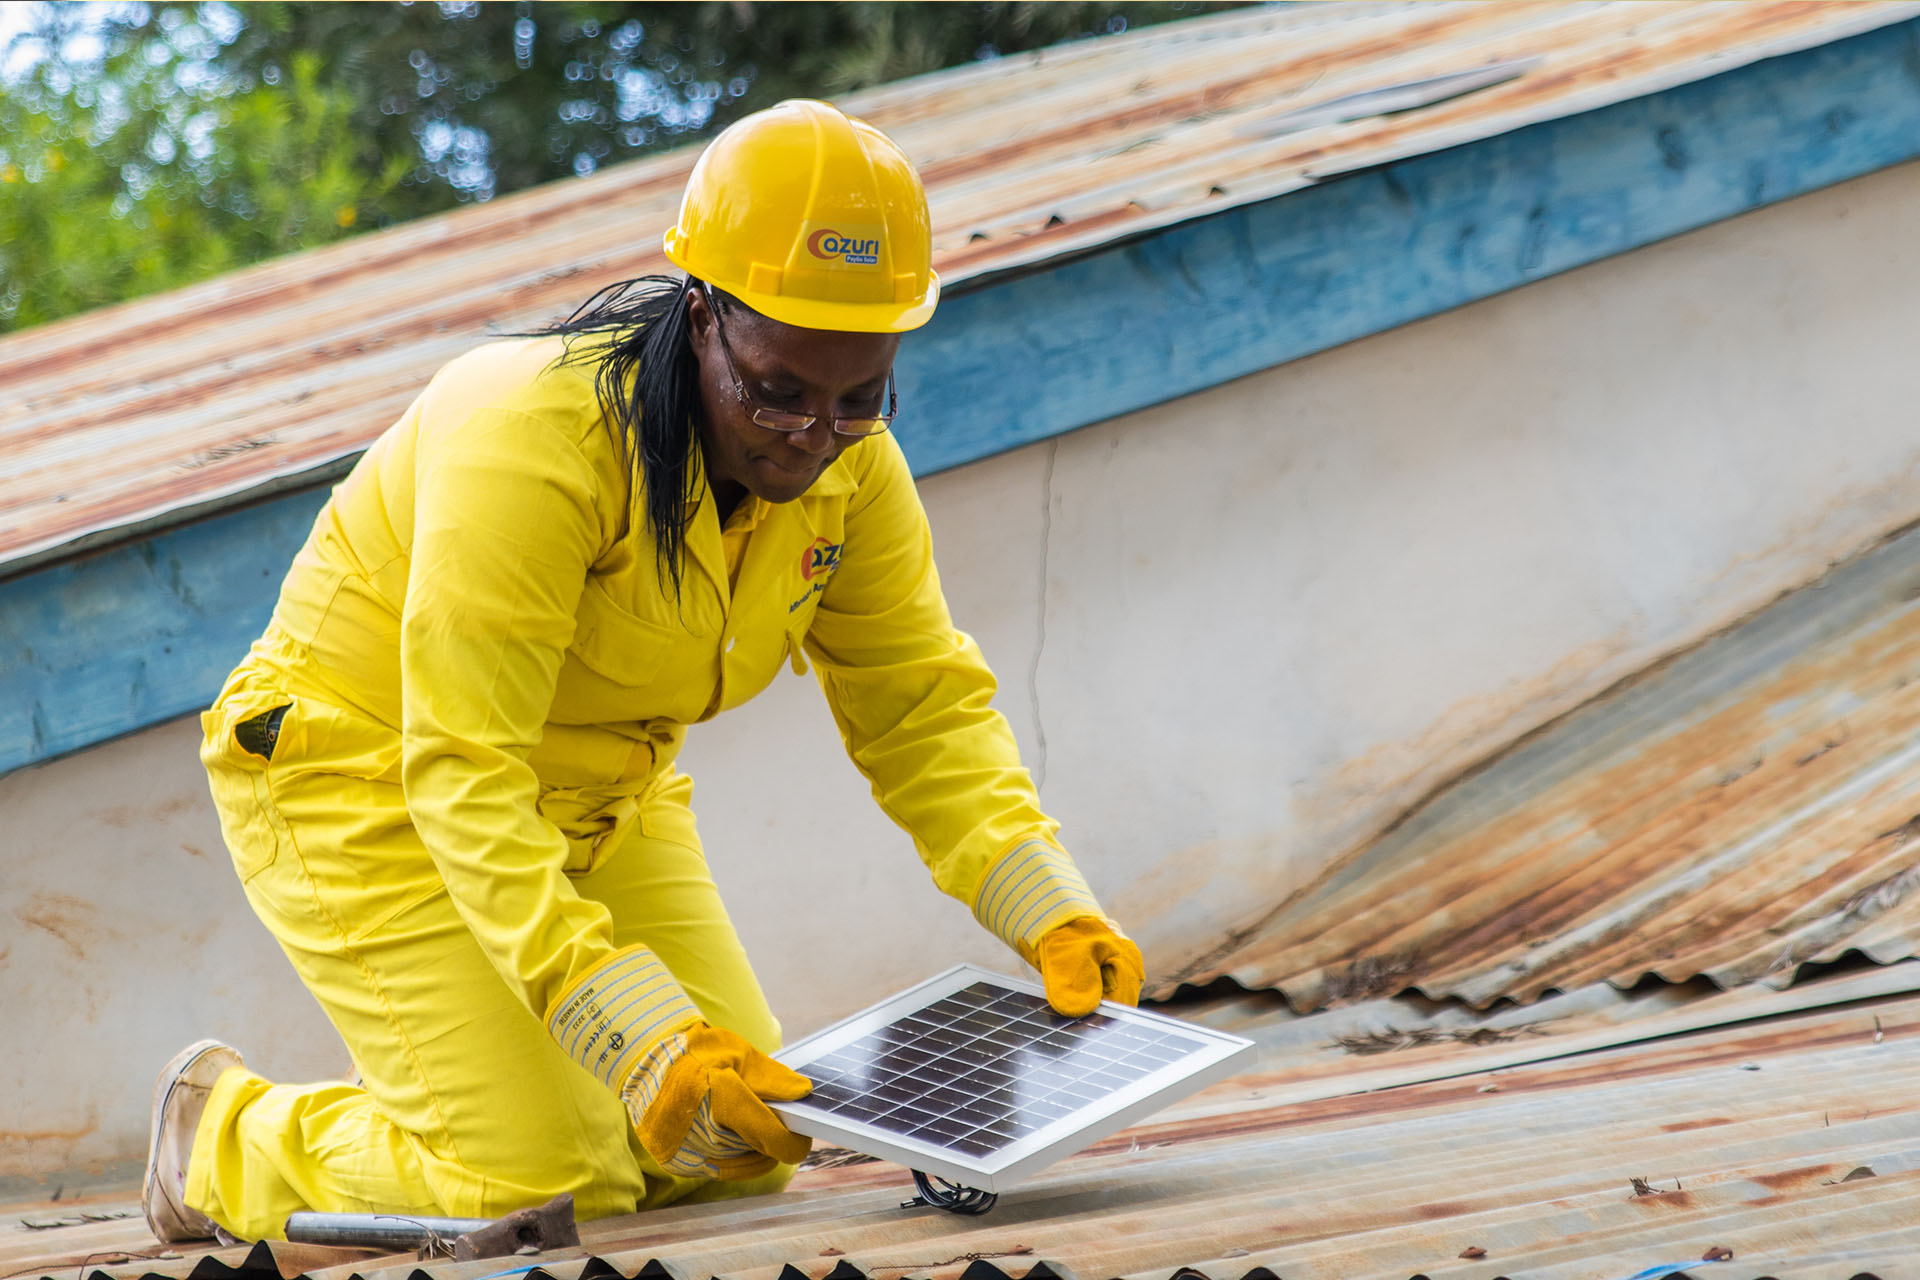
[789,417,837,456]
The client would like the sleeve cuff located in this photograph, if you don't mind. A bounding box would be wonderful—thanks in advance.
[545,944,702,1090]
[971,837,1103,952]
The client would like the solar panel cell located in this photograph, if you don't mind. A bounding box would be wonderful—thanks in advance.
[772,965,1253,1193]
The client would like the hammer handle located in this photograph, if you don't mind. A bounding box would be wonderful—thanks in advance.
[284,1212,495,1248]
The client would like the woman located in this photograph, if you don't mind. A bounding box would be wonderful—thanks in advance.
[143,99,1144,1245]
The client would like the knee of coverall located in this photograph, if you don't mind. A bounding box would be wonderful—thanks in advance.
[576,1142,799,1217]
[468,1129,653,1222]
[673,1160,798,1206]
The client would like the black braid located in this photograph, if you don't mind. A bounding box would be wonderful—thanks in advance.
[526,273,736,600]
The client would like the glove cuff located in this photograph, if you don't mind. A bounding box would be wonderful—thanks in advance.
[619,1030,721,1177]
[546,944,701,1091]
[972,837,1103,954]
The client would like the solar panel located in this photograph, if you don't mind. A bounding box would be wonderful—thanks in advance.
[771,963,1255,1194]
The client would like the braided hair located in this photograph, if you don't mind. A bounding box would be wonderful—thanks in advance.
[535,273,739,599]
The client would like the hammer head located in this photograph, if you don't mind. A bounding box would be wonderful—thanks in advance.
[451,1193,579,1261]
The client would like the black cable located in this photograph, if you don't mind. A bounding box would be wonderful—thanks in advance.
[904,1170,998,1215]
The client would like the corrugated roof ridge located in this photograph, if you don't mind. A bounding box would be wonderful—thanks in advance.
[835,1,1408,124]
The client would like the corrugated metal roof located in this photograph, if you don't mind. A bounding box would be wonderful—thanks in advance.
[6,0,1917,577]
[12,977,1920,1280]
[1177,957,1920,1090]
[1159,516,1920,1013]
[1152,510,1920,1013]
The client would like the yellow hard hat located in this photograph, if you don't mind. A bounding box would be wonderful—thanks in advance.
[663,99,939,333]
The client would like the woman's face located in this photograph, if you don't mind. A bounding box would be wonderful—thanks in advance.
[687,287,901,507]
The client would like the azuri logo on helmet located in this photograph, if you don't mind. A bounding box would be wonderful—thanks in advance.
[807,228,880,266]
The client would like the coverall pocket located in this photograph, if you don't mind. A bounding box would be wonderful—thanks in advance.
[200,701,288,883]
[568,580,684,684]
[633,771,702,856]
[267,697,404,783]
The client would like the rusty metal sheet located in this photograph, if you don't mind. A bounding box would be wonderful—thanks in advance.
[15,991,1920,1280]
[592,995,1920,1280]
[1170,958,1920,1099]
[4,1,1915,576]
[1162,517,1920,1012]
[0,1206,242,1280]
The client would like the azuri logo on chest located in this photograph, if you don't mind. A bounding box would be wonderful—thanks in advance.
[791,537,842,613]
[802,537,843,580]
[807,228,880,266]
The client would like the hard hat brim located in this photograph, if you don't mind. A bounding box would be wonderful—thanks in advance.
[673,265,941,335]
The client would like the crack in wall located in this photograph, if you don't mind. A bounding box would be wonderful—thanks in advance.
[1029,440,1057,792]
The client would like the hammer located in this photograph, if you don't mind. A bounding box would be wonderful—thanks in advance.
[283,1192,579,1261]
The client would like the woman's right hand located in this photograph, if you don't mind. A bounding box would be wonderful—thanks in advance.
[545,944,811,1179]
[622,1023,814,1179]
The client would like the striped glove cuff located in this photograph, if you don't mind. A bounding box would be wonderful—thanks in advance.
[972,838,1103,953]
[618,1031,760,1180]
[546,944,702,1091]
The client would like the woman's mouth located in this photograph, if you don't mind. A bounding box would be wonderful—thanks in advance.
[756,455,820,480]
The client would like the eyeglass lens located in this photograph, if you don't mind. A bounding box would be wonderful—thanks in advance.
[750,407,890,437]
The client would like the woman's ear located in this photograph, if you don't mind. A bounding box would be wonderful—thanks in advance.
[685,285,713,347]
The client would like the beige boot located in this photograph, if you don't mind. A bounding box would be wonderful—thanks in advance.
[142,1039,245,1244]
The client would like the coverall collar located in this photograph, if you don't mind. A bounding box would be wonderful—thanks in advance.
[682,451,860,601]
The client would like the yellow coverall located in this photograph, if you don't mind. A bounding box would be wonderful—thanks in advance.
[190,337,1064,1239]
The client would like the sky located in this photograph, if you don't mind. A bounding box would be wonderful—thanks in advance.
[0,1,107,82]
[0,3,40,79]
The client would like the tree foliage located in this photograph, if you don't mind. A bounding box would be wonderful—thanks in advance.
[0,1,1240,334]
[1,7,409,329]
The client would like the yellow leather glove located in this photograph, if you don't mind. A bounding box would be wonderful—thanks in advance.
[973,838,1146,1016]
[1023,915,1145,1017]
[546,945,812,1180]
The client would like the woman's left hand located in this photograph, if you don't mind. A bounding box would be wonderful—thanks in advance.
[1026,916,1144,1017]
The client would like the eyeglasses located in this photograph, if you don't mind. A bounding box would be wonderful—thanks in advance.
[705,285,897,438]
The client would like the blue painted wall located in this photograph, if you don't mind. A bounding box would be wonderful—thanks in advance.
[0,494,330,769]
[5,17,1919,777]
[903,17,1920,475]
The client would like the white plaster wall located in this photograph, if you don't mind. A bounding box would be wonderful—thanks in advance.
[0,718,345,1190]
[8,157,1920,1185]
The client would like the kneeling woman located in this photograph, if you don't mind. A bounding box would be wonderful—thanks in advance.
[144,100,1143,1244]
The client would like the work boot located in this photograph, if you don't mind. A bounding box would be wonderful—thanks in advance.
[142,1039,244,1243]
